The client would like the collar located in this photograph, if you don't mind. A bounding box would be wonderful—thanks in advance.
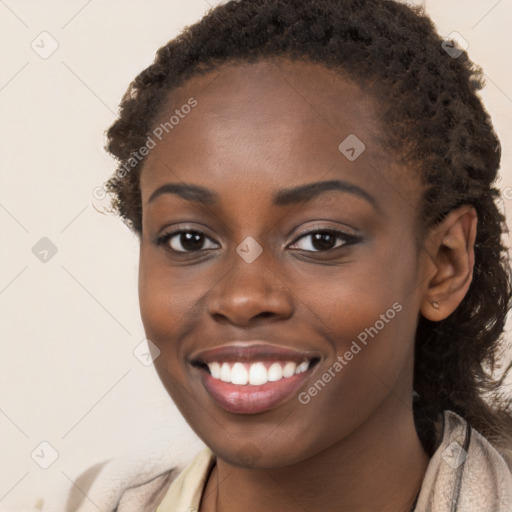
[156,410,512,512]
[156,447,215,512]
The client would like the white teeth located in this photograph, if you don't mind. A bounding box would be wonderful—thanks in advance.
[209,362,221,379]
[283,362,297,378]
[220,362,231,382]
[267,362,283,382]
[206,360,311,385]
[296,361,309,374]
[249,362,268,385]
[231,362,248,385]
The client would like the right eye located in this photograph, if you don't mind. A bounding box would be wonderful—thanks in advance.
[156,229,220,253]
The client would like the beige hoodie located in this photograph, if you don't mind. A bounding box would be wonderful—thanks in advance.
[64,410,512,512]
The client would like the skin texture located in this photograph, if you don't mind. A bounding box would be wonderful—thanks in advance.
[137,59,477,512]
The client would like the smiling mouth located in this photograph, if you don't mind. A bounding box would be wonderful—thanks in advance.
[200,359,315,385]
[190,344,321,414]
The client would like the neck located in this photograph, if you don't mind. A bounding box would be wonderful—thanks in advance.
[201,395,429,512]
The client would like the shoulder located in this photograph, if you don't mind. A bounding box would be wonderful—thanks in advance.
[64,447,194,512]
[63,456,183,512]
[416,409,512,511]
[58,427,206,512]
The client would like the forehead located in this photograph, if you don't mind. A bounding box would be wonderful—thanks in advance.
[168,58,378,128]
[140,58,421,215]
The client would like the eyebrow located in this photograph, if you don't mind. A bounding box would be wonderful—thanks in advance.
[147,179,378,210]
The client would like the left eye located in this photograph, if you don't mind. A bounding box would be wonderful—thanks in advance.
[288,230,357,252]
[159,230,220,253]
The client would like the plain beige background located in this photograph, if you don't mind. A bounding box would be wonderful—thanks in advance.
[1,0,511,509]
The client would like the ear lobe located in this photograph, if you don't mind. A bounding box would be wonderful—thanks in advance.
[420,205,477,321]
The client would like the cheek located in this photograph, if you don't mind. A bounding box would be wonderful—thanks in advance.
[285,265,419,460]
[304,236,418,340]
[138,247,195,357]
[138,250,202,414]
[299,236,420,392]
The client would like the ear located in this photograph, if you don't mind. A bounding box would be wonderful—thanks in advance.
[420,205,477,321]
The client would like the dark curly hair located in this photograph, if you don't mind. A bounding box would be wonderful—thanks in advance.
[104,0,512,462]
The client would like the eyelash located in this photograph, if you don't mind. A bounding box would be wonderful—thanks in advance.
[154,227,361,254]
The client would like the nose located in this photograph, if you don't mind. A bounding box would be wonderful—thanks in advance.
[207,250,294,327]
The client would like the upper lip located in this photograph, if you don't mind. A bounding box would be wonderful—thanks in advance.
[189,341,322,365]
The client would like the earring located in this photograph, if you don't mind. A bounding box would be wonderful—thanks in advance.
[432,301,440,309]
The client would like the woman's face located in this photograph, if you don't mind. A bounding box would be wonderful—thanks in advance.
[138,59,429,468]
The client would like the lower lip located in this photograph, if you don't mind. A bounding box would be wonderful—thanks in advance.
[199,367,314,414]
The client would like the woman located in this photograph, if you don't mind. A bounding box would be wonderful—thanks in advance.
[68,0,512,510]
